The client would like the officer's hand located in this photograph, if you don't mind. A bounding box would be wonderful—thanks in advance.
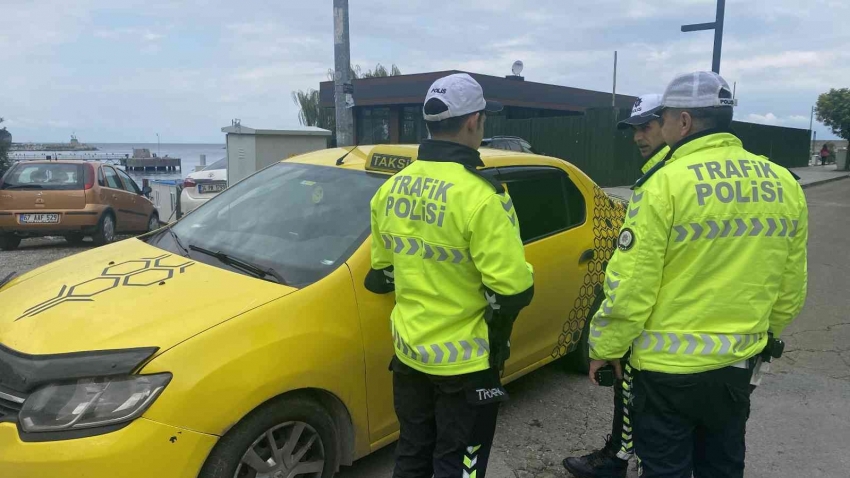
[610,360,623,380]
[588,359,623,385]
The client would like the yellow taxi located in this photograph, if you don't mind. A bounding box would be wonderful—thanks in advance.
[0,145,625,478]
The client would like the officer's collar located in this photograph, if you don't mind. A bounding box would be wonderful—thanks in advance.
[417,140,485,168]
[632,129,734,190]
[664,128,739,164]
[640,144,669,174]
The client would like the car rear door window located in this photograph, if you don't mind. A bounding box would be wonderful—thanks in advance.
[498,167,586,243]
[491,140,510,151]
[116,169,142,194]
[102,166,122,189]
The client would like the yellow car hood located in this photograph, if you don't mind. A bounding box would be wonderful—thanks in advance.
[0,239,295,356]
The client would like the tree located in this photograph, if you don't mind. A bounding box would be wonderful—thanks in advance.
[291,90,335,130]
[325,63,402,81]
[293,64,402,145]
[816,88,850,141]
[359,63,402,78]
[0,118,11,177]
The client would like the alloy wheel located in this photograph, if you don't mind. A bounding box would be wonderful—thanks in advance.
[233,421,325,478]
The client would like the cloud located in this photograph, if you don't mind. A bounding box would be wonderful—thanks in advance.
[745,113,812,127]
[1,0,846,142]
[746,113,781,125]
[94,28,167,42]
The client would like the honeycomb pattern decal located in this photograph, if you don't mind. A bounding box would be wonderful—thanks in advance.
[16,254,194,321]
[551,186,627,359]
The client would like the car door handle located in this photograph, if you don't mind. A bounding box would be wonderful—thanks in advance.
[579,249,595,265]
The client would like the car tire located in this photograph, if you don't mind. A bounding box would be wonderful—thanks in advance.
[0,234,21,251]
[92,212,116,246]
[147,212,160,232]
[564,292,605,374]
[64,233,86,245]
[198,397,339,478]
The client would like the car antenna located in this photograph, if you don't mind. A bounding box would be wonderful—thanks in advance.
[336,145,358,166]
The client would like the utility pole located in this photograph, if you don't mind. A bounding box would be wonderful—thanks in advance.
[333,0,355,146]
[156,133,160,157]
[681,0,726,73]
[809,105,815,159]
[813,131,818,165]
[612,51,618,109]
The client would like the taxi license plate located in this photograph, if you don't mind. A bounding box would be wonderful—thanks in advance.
[199,183,226,194]
[19,213,60,224]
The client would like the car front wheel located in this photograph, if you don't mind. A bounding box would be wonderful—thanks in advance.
[147,213,160,232]
[199,397,339,478]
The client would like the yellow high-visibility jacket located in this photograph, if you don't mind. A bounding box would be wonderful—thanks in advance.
[369,140,534,376]
[590,132,808,374]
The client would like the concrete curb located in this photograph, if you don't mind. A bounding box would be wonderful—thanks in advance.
[800,174,850,189]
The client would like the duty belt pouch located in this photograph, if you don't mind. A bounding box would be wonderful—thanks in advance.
[463,368,509,406]
[486,310,519,372]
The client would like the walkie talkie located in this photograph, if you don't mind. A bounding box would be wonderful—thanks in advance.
[595,365,615,387]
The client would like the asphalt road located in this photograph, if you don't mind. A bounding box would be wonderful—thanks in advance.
[1,180,848,478]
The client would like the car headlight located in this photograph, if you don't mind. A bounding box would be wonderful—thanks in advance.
[19,373,171,433]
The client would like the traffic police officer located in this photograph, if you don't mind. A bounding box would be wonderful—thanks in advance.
[366,73,535,478]
[563,93,670,478]
[588,71,808,478]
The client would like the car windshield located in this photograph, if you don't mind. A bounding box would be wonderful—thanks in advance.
[158,162,387,287]
[1,163,86,190]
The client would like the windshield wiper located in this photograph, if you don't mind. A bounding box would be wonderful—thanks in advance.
[0,272,16,289]
[164,226,189,257]
[187,244,288,285]
[3,184,43,190]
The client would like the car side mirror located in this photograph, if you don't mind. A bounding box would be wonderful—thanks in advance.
[142,186,152,197]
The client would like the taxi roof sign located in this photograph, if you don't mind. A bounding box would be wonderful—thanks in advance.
[365,145,418,174]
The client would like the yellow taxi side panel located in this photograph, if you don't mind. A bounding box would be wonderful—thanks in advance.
[141,263,372,459]
[346,242,398,445]
[0,419,216,478]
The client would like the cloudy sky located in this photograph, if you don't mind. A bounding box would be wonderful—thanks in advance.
[1,0,845,143]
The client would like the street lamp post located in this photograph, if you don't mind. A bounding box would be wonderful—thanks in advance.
[809,106,816,161]
[156,133,160,157]
[681,0,726,74]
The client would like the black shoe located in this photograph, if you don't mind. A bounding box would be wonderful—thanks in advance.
[562,435,628,478]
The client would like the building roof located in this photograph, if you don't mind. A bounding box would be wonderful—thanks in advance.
[319,70,637,111]
[220,125,332,136]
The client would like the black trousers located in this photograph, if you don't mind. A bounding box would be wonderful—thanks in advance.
[391,357,504,478]
[632,366,752,478]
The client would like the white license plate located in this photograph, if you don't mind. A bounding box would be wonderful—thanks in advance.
[19,213,60,224]
[198,183,226,194]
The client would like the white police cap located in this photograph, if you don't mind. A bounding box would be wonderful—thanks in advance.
[662,71,738,109]
[423,73,503,122]
[617,93,663,130]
